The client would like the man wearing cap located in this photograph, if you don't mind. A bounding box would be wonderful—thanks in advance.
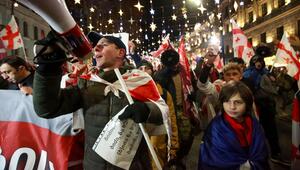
[33,32,167,169]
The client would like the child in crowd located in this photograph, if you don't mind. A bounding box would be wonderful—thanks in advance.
[198,81,269,170]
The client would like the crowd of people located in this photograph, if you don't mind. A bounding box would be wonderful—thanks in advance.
[0,30,298,170]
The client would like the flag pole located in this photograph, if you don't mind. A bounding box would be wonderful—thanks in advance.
[11,0,15,15]
[11,1,28,61]
[114,68,162,170]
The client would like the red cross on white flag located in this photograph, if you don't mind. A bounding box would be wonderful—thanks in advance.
[232,20,254,65]
[0,16,24,50]
[274,33,300,80]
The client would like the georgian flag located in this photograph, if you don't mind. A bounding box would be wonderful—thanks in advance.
[81,69,170,169]
[0,90,84,169]
[150,34,173,58]
[274,33,300,80]
[232,20,255,65]
[178,36,198,120]
[0,16,24,50]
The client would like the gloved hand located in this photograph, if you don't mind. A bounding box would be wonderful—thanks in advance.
[119,102,150,123]
[34,31,68,76]
[187,93,196,102]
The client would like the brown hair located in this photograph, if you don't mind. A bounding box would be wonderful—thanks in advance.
[219,81,253,114]
[222,63,242,74]
[0,55,32,71]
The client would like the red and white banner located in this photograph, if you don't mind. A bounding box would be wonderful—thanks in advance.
[274,33,300,80]
[150,34,173,58]
[232,20,254,65]
[178,36,198,120]
[291,95,300,169]
[0,90,83,169]
[0,16,24,50]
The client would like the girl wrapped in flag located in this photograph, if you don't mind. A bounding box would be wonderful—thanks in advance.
[198,81,269,170]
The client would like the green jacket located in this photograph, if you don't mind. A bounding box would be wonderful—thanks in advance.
[33,68,164,170]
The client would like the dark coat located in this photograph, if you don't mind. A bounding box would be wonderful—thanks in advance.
[33,68,164,170]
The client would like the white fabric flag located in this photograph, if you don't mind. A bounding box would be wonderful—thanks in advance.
[274,33,300,80]
[0,16,24,50]
[232,20,255,65]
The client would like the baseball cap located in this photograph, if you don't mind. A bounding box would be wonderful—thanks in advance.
[87,32,126,53]
[87,31,102,47]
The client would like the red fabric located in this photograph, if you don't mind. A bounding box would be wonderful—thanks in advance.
[209,69,219,83]
[178,36,196,119]
[292,97,300,122]
[223,113,253,147]
[0,122,83,169]
[129,79,161,102]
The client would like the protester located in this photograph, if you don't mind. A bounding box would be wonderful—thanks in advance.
[138,59,180,169]
[128,40,142,67]
[243,55,290,165]
[32,31,168,169]
[198,81,269,169]
[154,49,196,169]
[0,55,34,94]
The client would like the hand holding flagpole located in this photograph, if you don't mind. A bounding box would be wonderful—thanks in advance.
[114,68,162,170]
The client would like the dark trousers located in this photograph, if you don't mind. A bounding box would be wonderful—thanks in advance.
[256,98,281,155]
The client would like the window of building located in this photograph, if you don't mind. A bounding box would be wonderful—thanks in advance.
[261,32,266,43]
[248,11,253,23]
[23,21,28,37]
[34,26,38,40]
[261,3,267,16]
[277,26,284,40]
[41,30,45,38]
[278,0,285,7]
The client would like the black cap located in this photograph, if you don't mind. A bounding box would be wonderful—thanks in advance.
[86,32,126,54]
[103,36,126,52]
[160,49,179,67]
[87,31,102,47]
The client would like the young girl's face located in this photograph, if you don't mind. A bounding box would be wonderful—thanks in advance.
[223,93,246,121]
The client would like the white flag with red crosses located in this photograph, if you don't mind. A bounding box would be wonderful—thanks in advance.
[232,20,255,65]
[0,15,24,50]
[274,33,300,80]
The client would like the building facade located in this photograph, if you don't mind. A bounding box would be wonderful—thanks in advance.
[220,0,300,61]
[0,0,50,62]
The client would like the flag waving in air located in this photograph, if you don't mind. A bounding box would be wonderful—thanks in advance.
[232,20,254,65]
[0,15,24,50]
[274,33,300,80]
[150,34,173,57]
[178,36,198,120]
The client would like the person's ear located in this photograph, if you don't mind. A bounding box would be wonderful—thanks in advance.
[117,48,126,59]
[17,65,25,72]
